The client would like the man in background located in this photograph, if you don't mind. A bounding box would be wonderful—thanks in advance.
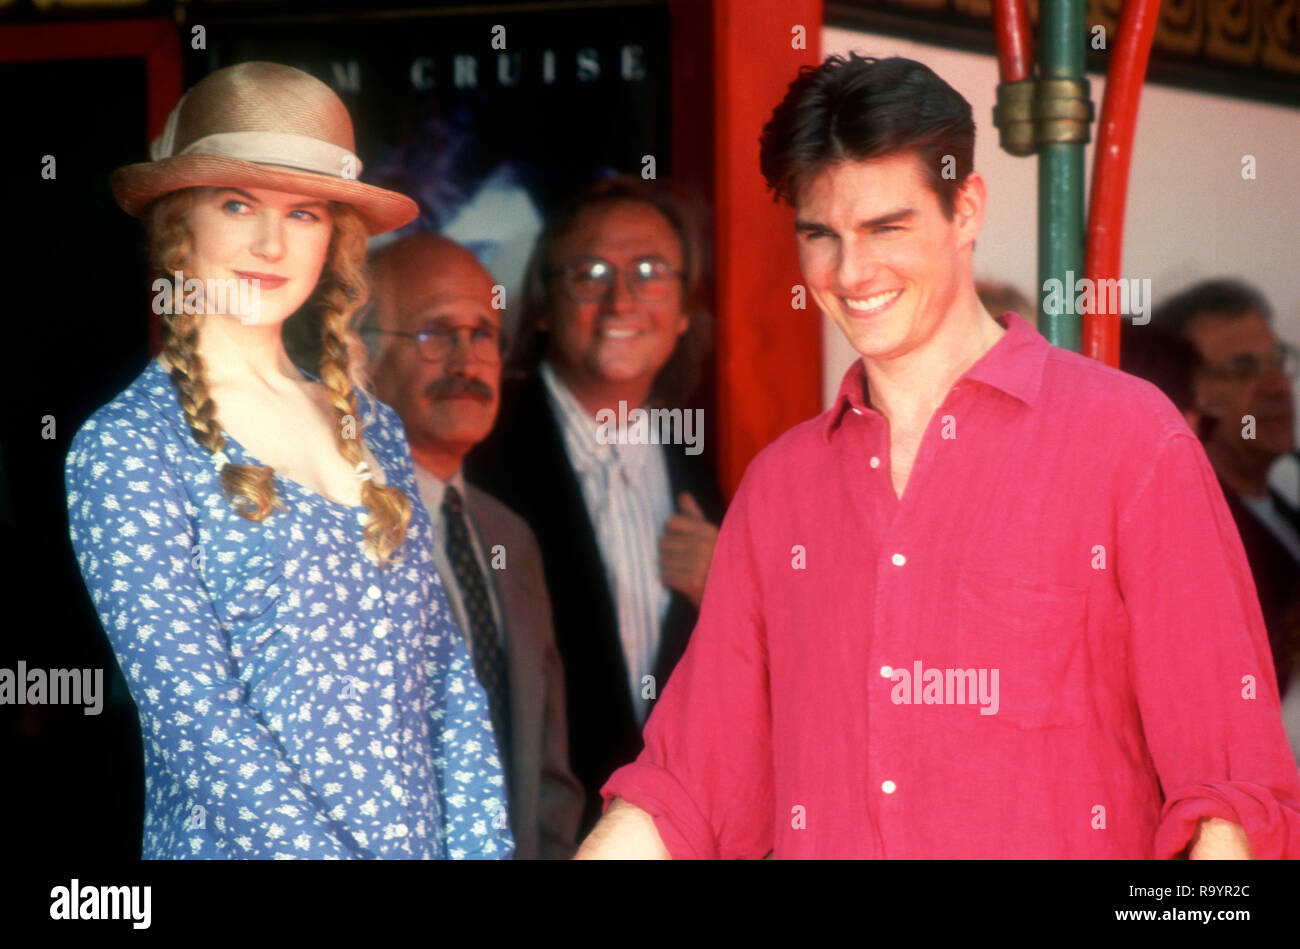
[364,233,585,858]
[466,177,726,834]
[1153,279,1300,702]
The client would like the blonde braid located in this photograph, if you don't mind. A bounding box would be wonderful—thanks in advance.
[314,203,411,568]
[148,189,282,520]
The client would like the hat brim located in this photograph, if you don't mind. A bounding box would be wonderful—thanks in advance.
[110,155,419,236]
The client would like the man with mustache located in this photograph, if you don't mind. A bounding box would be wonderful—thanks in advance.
[363,234,585,858]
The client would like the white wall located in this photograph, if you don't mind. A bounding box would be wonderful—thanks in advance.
[820,26,1300,428]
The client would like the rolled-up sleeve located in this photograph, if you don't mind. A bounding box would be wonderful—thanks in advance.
[1117,429,1300,858]
[600,465,774,859]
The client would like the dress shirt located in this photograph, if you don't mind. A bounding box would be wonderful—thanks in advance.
[413,466,505,645]
[601,312,1300,859]
[539,360,672,724]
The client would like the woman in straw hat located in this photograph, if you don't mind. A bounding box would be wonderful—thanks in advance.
[64,62,512,859]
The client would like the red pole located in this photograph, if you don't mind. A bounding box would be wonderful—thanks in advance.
[992,0,1035,82]
[708,0,823,497]
[1084,0,1161,367]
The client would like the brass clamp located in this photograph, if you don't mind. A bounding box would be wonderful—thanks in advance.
[993,77,1094,156]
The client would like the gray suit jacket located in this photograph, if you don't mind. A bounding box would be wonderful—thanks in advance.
[462,483,585,859]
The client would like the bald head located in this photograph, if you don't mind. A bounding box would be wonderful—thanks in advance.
[369,234,498,346]
[365,233,504,480]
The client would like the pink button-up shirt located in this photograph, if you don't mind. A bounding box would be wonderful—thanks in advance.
[601,312,1300,858]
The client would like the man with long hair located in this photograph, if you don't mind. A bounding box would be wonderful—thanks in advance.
[466,176,725,833]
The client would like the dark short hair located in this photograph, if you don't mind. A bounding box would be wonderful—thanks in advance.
[508,175,713,406]
[759,53,975,217]
[1120,321,1204,415]
[1152,278,1274,337]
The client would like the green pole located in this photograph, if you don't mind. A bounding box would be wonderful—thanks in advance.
[1037,0,1086,351]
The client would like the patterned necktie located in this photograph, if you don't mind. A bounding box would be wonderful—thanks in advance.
[441,485,512,771]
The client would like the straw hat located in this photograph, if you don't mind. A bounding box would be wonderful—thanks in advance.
[111,61,418,235]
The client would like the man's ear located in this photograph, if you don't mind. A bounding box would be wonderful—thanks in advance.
[954,173,987,243]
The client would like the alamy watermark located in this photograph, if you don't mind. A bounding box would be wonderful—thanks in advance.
[50,879,150,929]
[152,271,263,324]
[595,401,704,456]
[890,660,999,715]
[1041,270,1152,324]
[0,661,103,715]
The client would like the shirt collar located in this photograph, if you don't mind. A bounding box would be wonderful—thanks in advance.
[540,360,654,474]
[412,462,468,518]
[823,311,1047,441]
[539,360,599,462]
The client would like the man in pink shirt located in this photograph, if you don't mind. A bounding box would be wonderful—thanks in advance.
[575,54,1300,859]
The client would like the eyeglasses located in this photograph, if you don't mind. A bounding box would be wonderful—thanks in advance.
[1201,343,1298,382]
[367,322,508,364]
[548,257,683,303]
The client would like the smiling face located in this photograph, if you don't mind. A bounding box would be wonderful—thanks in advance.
[795,152,983,367]
[184,185,334,325]
[544,199,689,407]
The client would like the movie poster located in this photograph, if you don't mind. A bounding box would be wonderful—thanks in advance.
[198,3,672,333]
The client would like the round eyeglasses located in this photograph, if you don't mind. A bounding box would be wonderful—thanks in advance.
[367,323,508,364]
[549,257,684,303]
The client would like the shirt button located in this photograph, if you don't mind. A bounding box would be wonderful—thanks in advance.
[869,456,880,469]
[881,780,897,794]
[367,585,382,600]
[852,407,863,415]
[891,553,906,566]
[880,665,893,678]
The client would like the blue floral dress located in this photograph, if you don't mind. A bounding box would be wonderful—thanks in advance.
[64,358,514,859]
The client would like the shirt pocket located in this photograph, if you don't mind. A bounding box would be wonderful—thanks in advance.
[954,567,1089,729]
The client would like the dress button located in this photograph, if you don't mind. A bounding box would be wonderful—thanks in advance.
[869,456,880,469]
[880,665,893,678]
[881,780,897,794]
[367,585,382,600]
[891,553,906,566]
[852,407,863,415]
